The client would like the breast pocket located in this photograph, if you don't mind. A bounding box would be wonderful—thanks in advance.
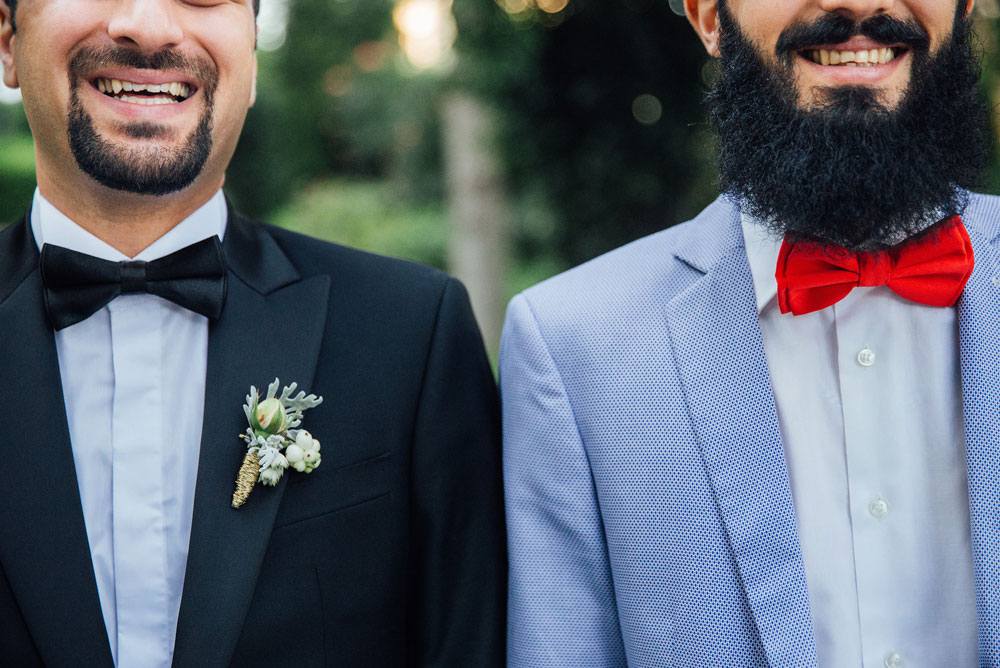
[272,452,391,528]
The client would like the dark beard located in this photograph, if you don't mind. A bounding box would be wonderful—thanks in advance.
[707,2,992,251]
[66,47,217,197]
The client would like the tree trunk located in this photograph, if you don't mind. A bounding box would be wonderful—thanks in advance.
[440,91,511,354]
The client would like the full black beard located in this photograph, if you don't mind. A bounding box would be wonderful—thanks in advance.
[708,2,992,250]
[67,47,217,197]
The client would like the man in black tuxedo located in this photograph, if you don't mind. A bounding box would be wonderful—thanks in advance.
[0,0,504,666]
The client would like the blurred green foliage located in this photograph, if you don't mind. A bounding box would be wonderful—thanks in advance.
[270,179,447,267]
[0,104,34,224]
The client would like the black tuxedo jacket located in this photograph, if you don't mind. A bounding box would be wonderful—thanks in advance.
[0,208,505,666]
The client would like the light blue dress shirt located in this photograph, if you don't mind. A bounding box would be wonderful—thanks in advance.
[742,217,979,668]
[30,189,227,668]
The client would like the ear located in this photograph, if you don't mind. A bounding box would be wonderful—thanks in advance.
[686,0,721,57]
[0,0,18,89]
[965,0,975,15]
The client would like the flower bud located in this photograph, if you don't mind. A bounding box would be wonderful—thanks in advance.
[293,460,307,473]
[255,398,287,435]
[285,444,305,464]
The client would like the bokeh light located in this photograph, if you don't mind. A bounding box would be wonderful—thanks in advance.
[494,0,572,17]
[393,0,458,70]
[631,94,663,125]
[536,0,570,13]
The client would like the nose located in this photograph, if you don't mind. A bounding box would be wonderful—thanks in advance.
[817,0,894,23]
[107,0,184,52]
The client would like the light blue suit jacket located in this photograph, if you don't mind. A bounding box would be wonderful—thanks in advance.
[500,193,1000,667]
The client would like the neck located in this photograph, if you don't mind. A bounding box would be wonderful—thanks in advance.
[35,167,224,259]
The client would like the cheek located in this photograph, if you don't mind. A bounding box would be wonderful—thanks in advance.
[730,0,791,50]
[13,49,67,129]
[890,0,958,50]
[205,48,257,145]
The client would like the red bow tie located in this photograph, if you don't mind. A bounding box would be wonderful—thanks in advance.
[775,216,974,316]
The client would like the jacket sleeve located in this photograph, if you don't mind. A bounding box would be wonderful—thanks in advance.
[500,293,627,667]
[408,278,506,666]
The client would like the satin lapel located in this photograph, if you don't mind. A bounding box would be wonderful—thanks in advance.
[0,219,113,666]
[172,216,331,667]
[664,205,817,668]
[958,221,1000,665]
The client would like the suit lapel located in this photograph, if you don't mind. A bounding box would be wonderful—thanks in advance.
[957,201,1000,665]
[0,218,113,666]
[172,213,331,667]
[664,199,817,668]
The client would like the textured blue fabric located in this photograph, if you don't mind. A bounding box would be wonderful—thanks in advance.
[501,193,1000,667]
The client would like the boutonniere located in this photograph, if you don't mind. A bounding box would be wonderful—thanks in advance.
[231,378,324,509]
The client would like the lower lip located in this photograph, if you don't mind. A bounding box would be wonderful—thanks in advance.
[799,50,908,84]
[85,82,196,120]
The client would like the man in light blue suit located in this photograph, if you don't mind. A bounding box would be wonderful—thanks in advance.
[500,0,1000,663]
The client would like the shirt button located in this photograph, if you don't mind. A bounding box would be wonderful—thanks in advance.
[884,652,904,668]
[857,347,876,366]
[869,497,889,518]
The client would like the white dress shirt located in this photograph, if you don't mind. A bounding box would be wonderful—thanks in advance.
[31,189,227,668]
[741,217,979,667]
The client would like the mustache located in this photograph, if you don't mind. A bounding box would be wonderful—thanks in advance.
[775,13,930,55]
[68,45,218,99]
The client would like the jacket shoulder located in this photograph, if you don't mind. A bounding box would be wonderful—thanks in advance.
[0,218,38,305]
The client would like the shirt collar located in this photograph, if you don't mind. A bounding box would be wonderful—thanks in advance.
[740,211,783,314]
[30,188,228,262]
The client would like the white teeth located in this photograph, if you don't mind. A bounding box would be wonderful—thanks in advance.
[96,77,192,100]
[810,47,897,66]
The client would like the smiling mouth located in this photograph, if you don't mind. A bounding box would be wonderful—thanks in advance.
[92,77,194,106]
[801,47,905,66]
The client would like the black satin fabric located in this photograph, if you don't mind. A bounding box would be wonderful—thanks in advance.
[39,236,227,329]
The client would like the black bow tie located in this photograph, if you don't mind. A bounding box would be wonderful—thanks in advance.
[40,236,228,330]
